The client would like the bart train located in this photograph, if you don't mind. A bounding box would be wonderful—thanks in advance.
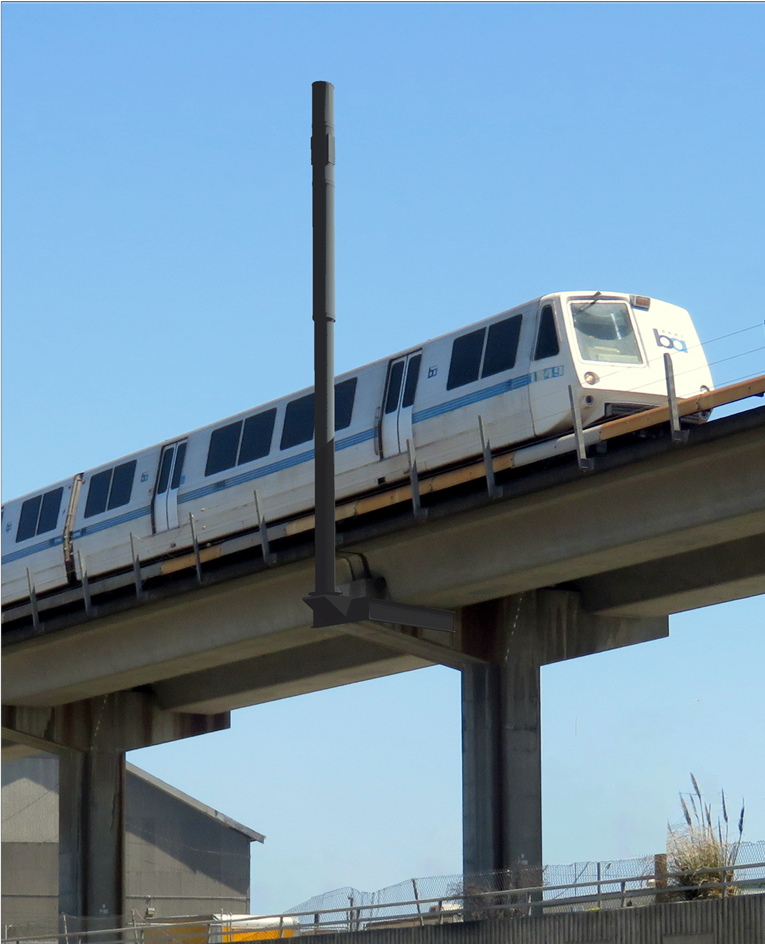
[2,291,713,605]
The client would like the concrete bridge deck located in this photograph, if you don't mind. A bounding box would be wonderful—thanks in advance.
[3,402,764,713]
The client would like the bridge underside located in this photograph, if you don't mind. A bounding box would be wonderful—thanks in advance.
[3,406,764,920]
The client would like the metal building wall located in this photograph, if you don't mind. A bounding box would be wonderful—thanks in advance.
[1,755,253,934]
[125,769,251,918]
[1,753,60,934]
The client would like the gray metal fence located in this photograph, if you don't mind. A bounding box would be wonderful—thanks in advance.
[284,840,765,932]
[3,842,764,944]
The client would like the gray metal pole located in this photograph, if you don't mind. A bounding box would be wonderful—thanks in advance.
[312,81,337,595]
[303,83,452,635]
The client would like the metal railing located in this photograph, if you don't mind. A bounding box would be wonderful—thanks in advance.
[287,861,765,931]
[4,860,765,944]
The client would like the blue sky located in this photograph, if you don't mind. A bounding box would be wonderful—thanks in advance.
[3,2,764,913]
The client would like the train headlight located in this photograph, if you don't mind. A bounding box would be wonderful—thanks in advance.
[584,371,599,385]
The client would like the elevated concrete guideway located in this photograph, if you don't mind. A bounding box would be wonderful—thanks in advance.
[3,395,764,918]
[4,404,764,713]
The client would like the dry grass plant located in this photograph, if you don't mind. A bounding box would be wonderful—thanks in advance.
[666,773,745,899]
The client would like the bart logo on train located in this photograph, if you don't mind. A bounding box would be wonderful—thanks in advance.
[654,329,688,353]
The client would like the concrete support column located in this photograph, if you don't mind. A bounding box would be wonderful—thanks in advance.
[59,749,125,926]
[461,589,668,881]
[461,595,541,877]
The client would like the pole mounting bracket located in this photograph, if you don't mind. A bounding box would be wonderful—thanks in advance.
[304,593,455,632]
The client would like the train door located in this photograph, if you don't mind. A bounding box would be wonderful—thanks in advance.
[380,352,422,457]
[152,440,187,533]
[529,301,573,437]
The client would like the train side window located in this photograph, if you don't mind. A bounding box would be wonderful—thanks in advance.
[206,421,243,476]
[108,461,136,510]
[534,305,559,360]
[280,379,358,450]
[335,378,357,431]
[447,328,486,390]
[16,496,42,542]
[84,470,113,518]
[170,443,187,490]
[15,488,65,542]
[156,448,175,493]
[239,410,276,465]
[37,487,64,534]
[85,462,136,517]
[401,355,422,408]
[482,316,522,378]
[385,361,405,414]
[281,394,314,450]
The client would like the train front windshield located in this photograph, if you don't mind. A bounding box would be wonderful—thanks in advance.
[571,300,642,364]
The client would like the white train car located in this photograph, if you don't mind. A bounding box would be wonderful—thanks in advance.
[2,291,713,606]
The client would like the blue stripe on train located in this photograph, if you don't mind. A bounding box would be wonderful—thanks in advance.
[178,427,376,505]
[412,373,532,424]
[2,534,63,565]
[4,369,560,559]
[73,505,152,539]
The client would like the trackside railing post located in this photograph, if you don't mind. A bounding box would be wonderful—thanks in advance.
[664,352,689,443]
[129,533,144,598]
[26,568,41,632]
[188,514,203,584]
[568,385,594,471]
[478,414,501,498]
[78,551,93,615]
[407,439,427,521]
[253,489,274,565]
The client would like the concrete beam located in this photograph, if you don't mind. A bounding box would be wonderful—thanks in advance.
[3,420,761,708]
[459,590,668,666]
[368,425,765,611]
[2,563,331,706]
[2,691,229,754]
[154,636,431,713]
[116,593,664,716]
[576,532,765,617]
[1,738,50,761]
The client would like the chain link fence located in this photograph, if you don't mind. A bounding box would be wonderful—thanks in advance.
[285,840,765,932]
[2,843,764,942]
